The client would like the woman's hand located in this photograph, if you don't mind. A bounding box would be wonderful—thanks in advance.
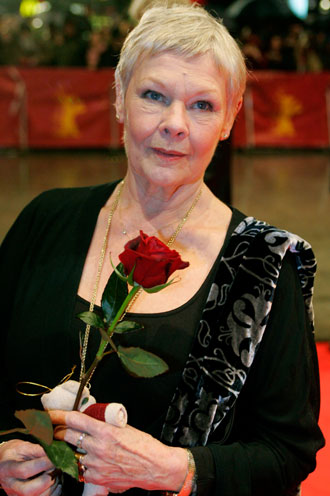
[49,410,187,494]
[0,439,61,496]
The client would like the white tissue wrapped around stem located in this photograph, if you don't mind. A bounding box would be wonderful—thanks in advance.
[41,380,96,411]
[40,380,128,496]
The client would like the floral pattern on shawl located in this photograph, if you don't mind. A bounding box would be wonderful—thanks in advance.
[161,217,316,448]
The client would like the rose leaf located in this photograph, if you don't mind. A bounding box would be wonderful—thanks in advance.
[102,263,128,324]
[77,311,105,330]
[39,439,79,480]
[143,280,174,293]
[126,265,137,287]
[15,410,53,445]
[110,259,129,283]
[117,345,169,378]
[114,321,143,334]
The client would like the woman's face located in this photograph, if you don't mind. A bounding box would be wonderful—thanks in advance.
[116,51,239,191]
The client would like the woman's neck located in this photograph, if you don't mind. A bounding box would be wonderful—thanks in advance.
[106,173,213,243]
[119,172,205,220]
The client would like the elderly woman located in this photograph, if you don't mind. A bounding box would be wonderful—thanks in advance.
[0,4,324,496]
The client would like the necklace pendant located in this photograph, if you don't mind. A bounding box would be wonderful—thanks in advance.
[122,229,127,235]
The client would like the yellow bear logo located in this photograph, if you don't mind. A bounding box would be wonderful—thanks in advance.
[53,90,86,138]
[272,91,302,137]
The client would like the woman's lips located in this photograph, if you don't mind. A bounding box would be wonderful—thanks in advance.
[152,147,187,160]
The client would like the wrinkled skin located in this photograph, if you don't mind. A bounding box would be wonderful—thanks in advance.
[49,410,187,494]
[0,440,61,496]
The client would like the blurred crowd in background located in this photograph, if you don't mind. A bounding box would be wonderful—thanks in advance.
[240,23,329,71]
[0,0,329,72]
[0,12,127,69]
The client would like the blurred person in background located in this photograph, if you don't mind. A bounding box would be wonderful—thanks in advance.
[55,16,88,67]
[16,22,40,67]
[265,34,286,70]
[239,27,266,70]
[0,17,21,66]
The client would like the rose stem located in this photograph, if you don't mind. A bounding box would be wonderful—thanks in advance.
[73,285,141,410]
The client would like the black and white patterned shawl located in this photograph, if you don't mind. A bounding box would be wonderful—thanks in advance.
[160,216,316,449]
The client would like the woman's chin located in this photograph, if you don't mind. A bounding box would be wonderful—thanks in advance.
[140,172,191,192]
[129,164,189,190]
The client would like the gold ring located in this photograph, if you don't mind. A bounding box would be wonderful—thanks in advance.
[74,452,86,482]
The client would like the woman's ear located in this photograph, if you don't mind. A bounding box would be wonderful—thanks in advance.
[235,97,243,117]
[220,97,244,141]
[115,80,125,123]
[228,96,243,127]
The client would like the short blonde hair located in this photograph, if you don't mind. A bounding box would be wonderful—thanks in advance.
[128,0,191,23]
[115,3,246,110]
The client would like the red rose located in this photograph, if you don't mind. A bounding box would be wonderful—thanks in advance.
[119,231,189,288]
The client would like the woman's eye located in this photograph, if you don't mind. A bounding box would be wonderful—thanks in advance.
[142,90,165,103]
[193,100,213,111]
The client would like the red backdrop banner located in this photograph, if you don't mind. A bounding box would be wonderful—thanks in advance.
[0,67,122,149]
[0,67,23,147]
[0,68,329,149]
[233,71,330,148]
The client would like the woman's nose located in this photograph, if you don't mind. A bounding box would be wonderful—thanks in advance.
[159,102,189,139]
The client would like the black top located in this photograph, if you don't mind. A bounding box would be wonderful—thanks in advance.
[73,209,244,437]
[0,182,324,496]
[72,209,244,495]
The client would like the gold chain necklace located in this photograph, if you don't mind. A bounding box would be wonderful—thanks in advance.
[79,180,202,382]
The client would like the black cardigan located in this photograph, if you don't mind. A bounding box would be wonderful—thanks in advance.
[0,182,324,496]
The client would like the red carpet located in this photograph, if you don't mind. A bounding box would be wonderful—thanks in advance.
[302,342,330,496]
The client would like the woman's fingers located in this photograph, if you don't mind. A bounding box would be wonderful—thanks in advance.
[5,456,54,480]
[49,410,113,438]
[49,409,186,493]
[0,440,64,495]
[2,471,57,496]
[53,426,95,454]
[1,440,48,463]
[48,410,93,432]
[0,440,58,496]
[50,410,121,454]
